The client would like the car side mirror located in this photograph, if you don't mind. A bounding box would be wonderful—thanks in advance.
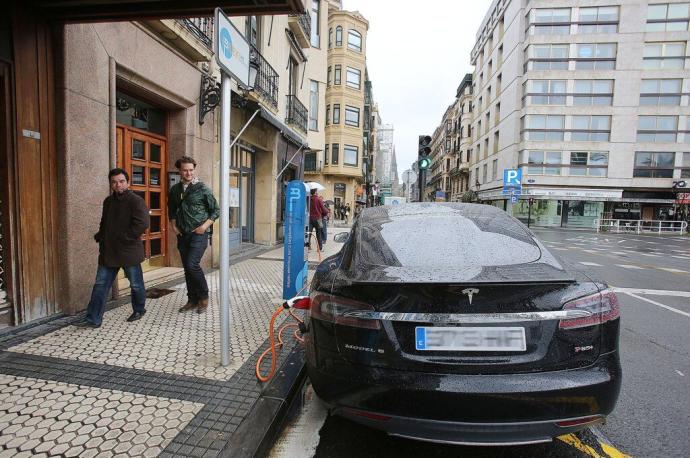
[333,232,349,243]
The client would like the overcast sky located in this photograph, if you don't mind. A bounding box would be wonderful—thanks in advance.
[343,0,492,181]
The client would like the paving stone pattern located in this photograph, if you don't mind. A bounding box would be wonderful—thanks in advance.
[9,260,287,381]
[0,374,203,457]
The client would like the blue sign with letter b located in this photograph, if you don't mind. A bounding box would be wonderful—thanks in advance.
[283,181,309,299]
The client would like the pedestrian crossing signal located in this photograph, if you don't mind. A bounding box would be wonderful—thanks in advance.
[418,157,431,170]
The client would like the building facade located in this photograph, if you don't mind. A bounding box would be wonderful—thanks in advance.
[375,124,395,197]
[469,0,690,227]
[1,0,319,327]
[304,6,370,211]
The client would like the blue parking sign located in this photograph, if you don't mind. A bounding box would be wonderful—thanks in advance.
[503,169,522,188]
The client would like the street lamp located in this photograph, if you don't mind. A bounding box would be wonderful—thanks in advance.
[248,50,260,90]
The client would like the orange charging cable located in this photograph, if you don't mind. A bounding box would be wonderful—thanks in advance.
[255,287,309,383]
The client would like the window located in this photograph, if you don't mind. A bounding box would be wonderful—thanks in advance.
[348,30,362,52]
[310,0,320,47]
[578,6,619,33]
[344,145,358,166]
[331,143,340,165]
[640,79,682,106]
[346,67,361,89]
[573,79,613,105]
[569,152,608,176]
[525,44,569,70]
[521,115,565,141]
[644,42,686,69]
[324,144,329,165]
[325,105,330,125]
[334,65,341,85]
[686,118,690,143]
[524,79,566,105]
[335,26,342,46]
[571,116,611,141]
[637,116,678,142]
[575,43,616,70]
[647,3,690,32]
[496,74,502,94]
[528,8,571,35]
[634,152,675,177]
[498,45,504,65]
[682,152,690,178]
[328,27,333,48]
[493,132,499,154]
[495,102,501,126]
[492,159,498,180]
[526,150,562,175]
[327,66,331,86]
[333,104,340,124]
[482,164,488,183]
[309,80,319,131]
[304,151,317,171]
[345,105,360,127]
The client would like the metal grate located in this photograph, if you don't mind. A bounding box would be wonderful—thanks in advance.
[285,95,308,133]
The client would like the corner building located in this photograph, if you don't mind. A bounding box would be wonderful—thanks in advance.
[469,0,690,227]
[305,5,370,210]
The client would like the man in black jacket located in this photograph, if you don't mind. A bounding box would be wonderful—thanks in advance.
[77,168,150,328]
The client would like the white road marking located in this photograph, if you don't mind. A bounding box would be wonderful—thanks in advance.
[612,287,690,298]
[671,255,690,260]
[623,292,690,318]
[612,251,629,255]
[659,267,688,274]
[676,370,685,377]
[616,264,644,270]
[639,253,659,257]
[579,262,602,266]
[553,248,568,251]
[581,249,598,254]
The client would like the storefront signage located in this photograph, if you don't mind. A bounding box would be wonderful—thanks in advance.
[677,193,690,204]
[283,181,309,300]
[214,8,250,87]
[524,188,622,199]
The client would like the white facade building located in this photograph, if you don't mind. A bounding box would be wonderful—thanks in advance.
[469,0,690,227]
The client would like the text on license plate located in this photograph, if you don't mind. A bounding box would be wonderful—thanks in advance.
[415,326,526,352]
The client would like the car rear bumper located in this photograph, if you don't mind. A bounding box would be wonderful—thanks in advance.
[307,352,621,444]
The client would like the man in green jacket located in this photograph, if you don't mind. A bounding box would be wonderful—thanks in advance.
[168,156,220,314]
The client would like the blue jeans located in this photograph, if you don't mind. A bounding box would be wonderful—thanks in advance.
[177,233,209,304]
[85,264,146,325]
[320,218,328,244]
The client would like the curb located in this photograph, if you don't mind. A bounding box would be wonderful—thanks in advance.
[220,346,307,458]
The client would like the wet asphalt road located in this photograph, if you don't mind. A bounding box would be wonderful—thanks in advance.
[270,228,690,458]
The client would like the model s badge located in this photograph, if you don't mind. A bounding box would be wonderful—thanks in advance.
[462,288,479,305]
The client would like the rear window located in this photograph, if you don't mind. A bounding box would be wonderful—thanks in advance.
[355,207,541,269]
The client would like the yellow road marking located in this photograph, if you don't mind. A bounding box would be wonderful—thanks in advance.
[601,442,633,458]
[557,433,604,457]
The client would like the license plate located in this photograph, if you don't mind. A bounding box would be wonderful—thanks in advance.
[415,326,526,352]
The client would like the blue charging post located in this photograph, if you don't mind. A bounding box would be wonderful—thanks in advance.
[283,181,309,300]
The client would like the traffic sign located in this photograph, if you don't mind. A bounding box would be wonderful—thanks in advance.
[503,169,522,189]
[215,8,250,87]
[510,195,518,204]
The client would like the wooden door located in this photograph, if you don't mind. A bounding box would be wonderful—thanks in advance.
[117,125,167,270]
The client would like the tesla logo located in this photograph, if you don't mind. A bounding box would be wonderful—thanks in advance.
[462,288,479,305]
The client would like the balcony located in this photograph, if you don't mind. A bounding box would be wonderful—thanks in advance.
[288,13,311,48]
[286,95,308,133]
[304,153,321,174]
[249,45,279,109]
[145,17,213,61]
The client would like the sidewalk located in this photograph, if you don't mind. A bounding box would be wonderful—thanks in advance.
[0,237,344,457]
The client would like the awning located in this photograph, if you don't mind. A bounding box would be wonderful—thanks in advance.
[244,100,308,149]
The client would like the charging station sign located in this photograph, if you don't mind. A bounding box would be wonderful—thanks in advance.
[283,181,309,299]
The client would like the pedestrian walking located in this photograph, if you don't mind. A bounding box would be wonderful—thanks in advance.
[168,156,220,314]
[77,168,150,328]
[345,203,351,224]
[308,189,329,250]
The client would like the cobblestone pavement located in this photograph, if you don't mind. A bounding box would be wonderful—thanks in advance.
[0,240,339,458]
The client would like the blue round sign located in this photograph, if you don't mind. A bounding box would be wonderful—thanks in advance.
[220,28,233,60]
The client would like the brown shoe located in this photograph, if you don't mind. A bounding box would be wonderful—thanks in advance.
[178,302,197,312]
[196,298,209,314]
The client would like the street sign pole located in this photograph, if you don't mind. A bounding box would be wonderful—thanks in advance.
[219,73,231,367]
[215,8,251,367]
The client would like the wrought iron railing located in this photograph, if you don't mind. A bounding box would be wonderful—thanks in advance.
[286,95,308,133]
[304,153,319,172]
[250,45,279,108]
[289,13,312,40]
[177,17,213,49]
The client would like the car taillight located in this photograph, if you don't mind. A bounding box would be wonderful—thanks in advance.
[559,289,620,330]
[309,294,380,330]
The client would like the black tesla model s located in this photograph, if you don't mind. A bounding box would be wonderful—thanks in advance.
[302,203,621,446]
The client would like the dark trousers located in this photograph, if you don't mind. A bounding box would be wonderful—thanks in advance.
[308,219,322,250]
[177,233,209,304]
[85,264,146,325]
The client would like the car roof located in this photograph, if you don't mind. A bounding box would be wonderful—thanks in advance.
[359,202,512,224]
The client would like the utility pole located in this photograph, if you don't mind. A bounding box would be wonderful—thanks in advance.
[417,135,432,202]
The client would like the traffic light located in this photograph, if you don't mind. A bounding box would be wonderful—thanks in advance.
[418,135,432,170]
